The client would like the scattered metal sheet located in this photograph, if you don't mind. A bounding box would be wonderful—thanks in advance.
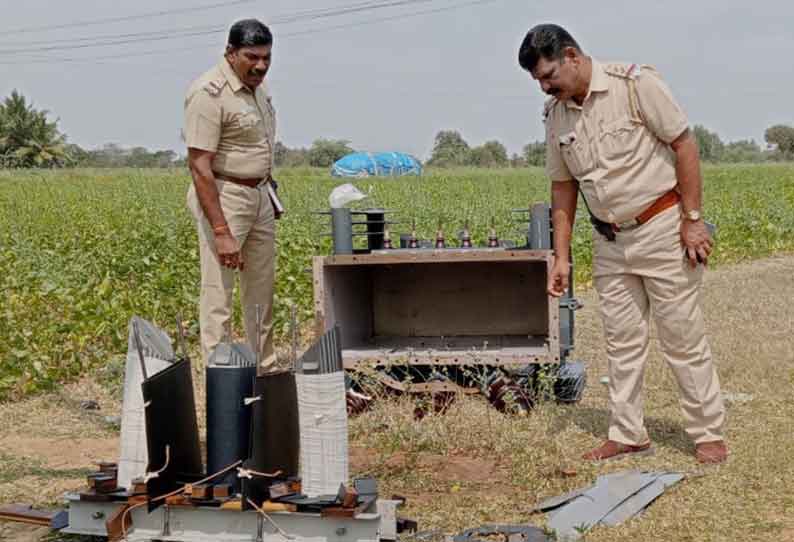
[118,317,175,489]
[142,359,203,511]
[452,524,551,542]
[243,370,300,509]
[599,472,684,526]
[545,470,684,540]
[548,471,656,539]
[532,486,593,513]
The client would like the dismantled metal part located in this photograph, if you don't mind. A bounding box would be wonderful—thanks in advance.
[142,359,203,511]
[209,342,257,367]
[0,504,63,527]
[119,317,175,490]
[243,371,300,509]
[346,388,374,415]
[128,316,175,361]
[553,361,587,403]
[206,362,256,491]
[599,472,684,527]
[295,326,344,375]
[132,320,149,381]
[296,331,350,497]
[483,371,533,414]
[66,494,398,542]
[413,389,456,420]
[542,470,685,540]
[452,524,551,542]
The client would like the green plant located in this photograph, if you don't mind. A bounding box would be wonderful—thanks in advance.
[1,164,793,398]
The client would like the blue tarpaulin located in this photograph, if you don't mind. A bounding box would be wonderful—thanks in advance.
[331,152,422,178]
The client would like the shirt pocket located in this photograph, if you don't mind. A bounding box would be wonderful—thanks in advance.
[560,132,595,179]
[229,108,264,143]
[598,116,642,162]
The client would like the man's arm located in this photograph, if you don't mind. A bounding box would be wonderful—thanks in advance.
[670,129,712,267]
[188,148,225,229]
[633,69,711,267]
[188,148,243,270]
[548,180,578,297]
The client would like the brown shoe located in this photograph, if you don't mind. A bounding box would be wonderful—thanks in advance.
[582,440,654,462]
[695,440,729,464]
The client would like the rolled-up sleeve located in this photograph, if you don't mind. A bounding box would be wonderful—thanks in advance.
[635,68,689,144]
[545,120,573,182]
[184,90,221,152]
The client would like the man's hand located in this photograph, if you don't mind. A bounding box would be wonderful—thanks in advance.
[215,231,245,270]
[547,257,570,297]
[680,219,712,267]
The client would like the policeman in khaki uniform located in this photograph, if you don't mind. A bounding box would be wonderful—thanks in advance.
[184,19,279,372]
[518,24,728,464]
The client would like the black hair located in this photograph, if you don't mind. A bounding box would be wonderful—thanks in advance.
[228,19,273,49]
[518,24,581,72]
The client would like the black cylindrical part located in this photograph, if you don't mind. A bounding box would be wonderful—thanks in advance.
[249,371,299,477]
[206,365,257,492]
[365,209,385,251]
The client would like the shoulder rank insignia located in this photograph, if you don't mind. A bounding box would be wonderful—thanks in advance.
[604,63,642,80]
[203,79,225,97]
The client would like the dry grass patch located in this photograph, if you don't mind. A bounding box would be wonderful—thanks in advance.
[0,256,792,541]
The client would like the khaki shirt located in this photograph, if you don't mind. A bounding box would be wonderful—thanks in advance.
[544,60,688,224]
[184,59,276,180]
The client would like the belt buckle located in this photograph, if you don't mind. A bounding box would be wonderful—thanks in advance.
[616,218,639,231]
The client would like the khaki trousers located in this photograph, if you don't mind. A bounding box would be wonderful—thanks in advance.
[593,205,725,445]
[187,179,276,372]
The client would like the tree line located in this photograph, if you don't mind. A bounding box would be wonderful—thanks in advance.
[2,90,793,169]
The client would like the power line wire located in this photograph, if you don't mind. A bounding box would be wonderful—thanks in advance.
[0,0,501,66]
[0,0,257,36]
[0,0,434,49]
[0,0,407,45]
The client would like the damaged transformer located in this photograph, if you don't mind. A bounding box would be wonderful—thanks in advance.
[313,202,587,409]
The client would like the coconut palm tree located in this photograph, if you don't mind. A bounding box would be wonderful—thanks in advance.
[0,90,70,168]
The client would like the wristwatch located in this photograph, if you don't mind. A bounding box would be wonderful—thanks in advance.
[683,208,701,222]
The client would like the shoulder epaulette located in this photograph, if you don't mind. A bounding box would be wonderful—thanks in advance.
[203,79,227,97]
[604,63,653,124]
[604,63,643,81]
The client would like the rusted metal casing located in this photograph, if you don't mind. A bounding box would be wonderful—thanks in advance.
[313,249,560,370]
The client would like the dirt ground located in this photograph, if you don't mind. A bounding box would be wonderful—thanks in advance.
[1,255,793,541]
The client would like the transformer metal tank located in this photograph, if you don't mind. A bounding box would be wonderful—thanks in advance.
[312,202,585,399]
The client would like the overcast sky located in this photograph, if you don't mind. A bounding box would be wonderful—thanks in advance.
[1,0,791,160]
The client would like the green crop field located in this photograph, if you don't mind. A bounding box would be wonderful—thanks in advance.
[1,165,793,399]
